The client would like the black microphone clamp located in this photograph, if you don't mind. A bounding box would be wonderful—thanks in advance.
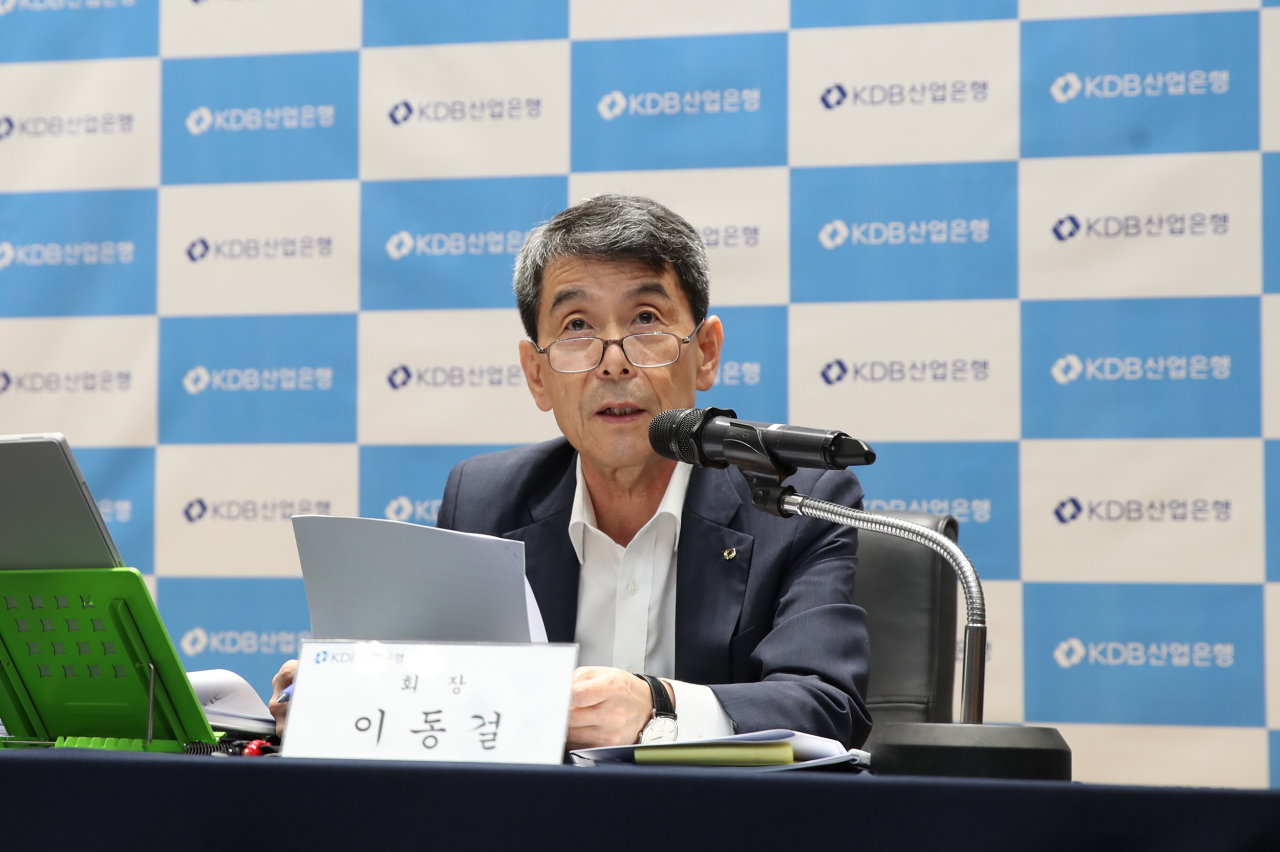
[649,407,875,517]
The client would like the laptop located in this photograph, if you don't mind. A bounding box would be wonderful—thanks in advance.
[0,433,123,570]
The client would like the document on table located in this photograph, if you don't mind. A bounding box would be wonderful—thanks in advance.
[570,729,871,772]
[188,669,276,735]
[291,515,547,644]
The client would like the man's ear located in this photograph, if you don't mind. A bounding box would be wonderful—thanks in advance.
[519,339,556,412]
[694,315,724,393]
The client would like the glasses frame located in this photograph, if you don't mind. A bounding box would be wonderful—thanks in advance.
[534,320,705,374]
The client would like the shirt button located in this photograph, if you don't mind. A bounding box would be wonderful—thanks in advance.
[626,582,639,596]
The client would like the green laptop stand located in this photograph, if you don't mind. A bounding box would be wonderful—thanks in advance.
[0,568,217,753]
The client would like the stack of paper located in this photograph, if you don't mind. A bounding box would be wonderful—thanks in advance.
[570,729,871,772]
[188,669,275,735]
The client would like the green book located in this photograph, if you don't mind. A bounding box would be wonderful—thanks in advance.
[634,741,795,766]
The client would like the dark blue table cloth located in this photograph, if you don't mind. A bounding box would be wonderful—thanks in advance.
[2,748,1278,851]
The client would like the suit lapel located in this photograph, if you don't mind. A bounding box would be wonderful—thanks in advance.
[675,467,754,684]
[502,457,579,644]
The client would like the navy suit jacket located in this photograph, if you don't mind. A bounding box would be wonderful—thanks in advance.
[437,438,873,748]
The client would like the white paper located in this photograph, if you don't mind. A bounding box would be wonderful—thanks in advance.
[188,668,275,735]
[282,640,578,765]
[570,728,868,767]
[292,515,546,644]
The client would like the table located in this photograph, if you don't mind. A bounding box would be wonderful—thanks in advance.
[3,748,1278,850]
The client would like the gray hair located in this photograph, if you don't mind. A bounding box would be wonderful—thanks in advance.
[512,194,710,341]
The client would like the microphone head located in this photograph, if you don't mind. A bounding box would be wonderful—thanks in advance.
[649,408,704,465]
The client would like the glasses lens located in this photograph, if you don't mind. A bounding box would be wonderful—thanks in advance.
[622,333,680,368]
[548,337,603,372]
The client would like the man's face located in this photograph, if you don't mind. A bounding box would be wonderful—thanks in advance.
[518,256,722,473]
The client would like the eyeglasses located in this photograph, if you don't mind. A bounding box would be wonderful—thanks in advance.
[534,321,703,374]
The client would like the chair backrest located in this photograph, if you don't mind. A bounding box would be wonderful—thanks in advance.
[851,511,958,725]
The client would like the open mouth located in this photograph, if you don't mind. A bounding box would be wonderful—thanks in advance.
[597,406,645,419]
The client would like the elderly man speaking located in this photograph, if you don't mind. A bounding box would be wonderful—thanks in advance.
[272,195,871,750]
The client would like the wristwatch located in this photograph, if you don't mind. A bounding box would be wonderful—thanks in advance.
[635,673,678,744]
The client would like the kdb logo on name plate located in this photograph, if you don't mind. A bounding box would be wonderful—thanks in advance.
[1050,353,1229,385]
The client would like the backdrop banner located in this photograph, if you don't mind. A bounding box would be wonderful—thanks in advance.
[1,0,1278,789]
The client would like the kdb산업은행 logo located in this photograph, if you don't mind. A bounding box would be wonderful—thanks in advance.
[1053,637,1234,668]
[820,79,988,110]
[186,104,335,136]
[182,365,334,395]
[1049,69,1228,103]
[384,230,526,260]
[866,498,991,523]
[0,369,132,396]
[819,218,989,249]
[1051,212,1228,241]
[179,626,310,657]
[597,88,759,120]
[820,358,991,385]
[389,96,542,125]
[0,112,133,140]
[386,364,523,390]
[182,497,332,523]
[1050,354,1230,385]
[1053,496,1231,524]
[384,495,440,525]
[0,240,135,270]
[186,235,332,263]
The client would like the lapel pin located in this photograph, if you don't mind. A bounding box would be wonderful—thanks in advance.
[723,548,737,560]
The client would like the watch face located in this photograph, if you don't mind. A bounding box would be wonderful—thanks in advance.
[640,716,678,744]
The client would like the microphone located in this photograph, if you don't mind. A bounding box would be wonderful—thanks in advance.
[649,407,875,475]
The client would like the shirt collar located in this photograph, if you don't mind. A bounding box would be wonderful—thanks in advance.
[568,453,692,562]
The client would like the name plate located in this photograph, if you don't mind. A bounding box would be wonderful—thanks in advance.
[282,640,578,765]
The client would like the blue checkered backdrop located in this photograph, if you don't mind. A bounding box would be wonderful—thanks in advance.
[1,0,1278,787]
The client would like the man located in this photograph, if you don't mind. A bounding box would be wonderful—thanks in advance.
[272,195,871,749]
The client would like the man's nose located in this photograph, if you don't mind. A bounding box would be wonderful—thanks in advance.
[596,338,632,376]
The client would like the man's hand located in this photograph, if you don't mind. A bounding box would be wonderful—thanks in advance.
[268,659,298,737]
[567,666,673,749]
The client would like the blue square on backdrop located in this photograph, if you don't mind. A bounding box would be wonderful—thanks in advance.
[791,0,1015,27]
[1024,583,1265,726]
[158,577,311,703]
[571,33,787,172]
[697,306,788,425]
[1266,441,1280,582]
[1272,731,1280,788]
[855,442,1019,580]
[1021,298,1260,439]
[790,163,1017,303]
[363,0,567,46]
[360,444,518,526]
[72,447,154,574]
[0,0,157,63]
[361,177,566,311]
[0,189,155,317]
[1021,13,1259,158]
[1266,154,1280,293]
[159,315,357,444]
[162,53,359,185]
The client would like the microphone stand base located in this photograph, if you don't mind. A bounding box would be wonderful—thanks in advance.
[866,722,1071,781]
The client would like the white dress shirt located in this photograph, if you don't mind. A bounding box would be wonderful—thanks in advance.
[569,455,736,741]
